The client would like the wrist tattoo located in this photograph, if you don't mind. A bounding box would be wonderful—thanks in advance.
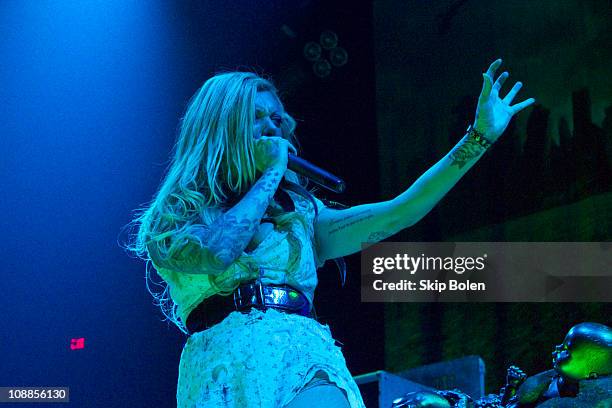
[449,137,485,169]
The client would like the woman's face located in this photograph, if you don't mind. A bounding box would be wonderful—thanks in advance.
[253,91,284,140]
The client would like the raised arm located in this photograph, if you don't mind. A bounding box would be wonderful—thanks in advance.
[148,136,294,275]
[315,129,490,262]
[315,58,535,263]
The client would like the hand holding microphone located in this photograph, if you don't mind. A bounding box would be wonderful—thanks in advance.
[253,136,297,173]
[254,137,345,193]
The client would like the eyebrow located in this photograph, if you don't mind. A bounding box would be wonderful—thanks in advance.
[255,106,284,115]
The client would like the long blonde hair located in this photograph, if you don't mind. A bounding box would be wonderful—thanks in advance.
[123,72,313,333]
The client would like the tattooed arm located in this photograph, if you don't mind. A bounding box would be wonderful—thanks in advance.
[148,165,285,275]
[314,132,486,263]
[315,58,535,264]
[148,136,293,275]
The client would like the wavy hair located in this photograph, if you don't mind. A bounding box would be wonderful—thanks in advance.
[123,72,314,334]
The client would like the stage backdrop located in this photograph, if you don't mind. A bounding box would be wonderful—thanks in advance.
[373,0,612,392]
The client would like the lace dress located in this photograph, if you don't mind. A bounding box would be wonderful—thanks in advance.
[153,191,367,407]
[177,308,366,407]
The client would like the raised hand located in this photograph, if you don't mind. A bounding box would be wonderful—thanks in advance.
[474,58,535,142]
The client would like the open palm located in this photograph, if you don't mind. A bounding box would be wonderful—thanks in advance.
[474,58,535,142]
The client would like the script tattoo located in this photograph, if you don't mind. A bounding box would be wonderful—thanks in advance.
[449,137,485,169]
[328,209,375,235]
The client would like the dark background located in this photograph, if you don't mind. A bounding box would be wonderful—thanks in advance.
[373,0,611,392]
[0,1,609,406]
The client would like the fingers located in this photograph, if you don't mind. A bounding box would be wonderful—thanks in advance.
[510,98,536,114]
[288,143,298,155]
[503,81,522,104]
[479,58,503,101]
[479,58,535,115]
[486,58,503,78]
[256,135,282,146]
[479,73,493,101]
[256,136,295,156]
[492,71,509,95]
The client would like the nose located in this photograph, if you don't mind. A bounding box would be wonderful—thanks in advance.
[262,117,281,137]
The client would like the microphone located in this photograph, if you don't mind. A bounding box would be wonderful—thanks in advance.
[288,154,346,193]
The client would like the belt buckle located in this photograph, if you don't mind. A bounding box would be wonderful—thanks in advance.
[233,281,266,311]
[254,280,266,310]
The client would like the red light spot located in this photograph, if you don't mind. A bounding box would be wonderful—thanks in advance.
[70,338,85,350]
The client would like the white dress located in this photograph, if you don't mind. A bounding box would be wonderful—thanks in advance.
[153,191,367,407]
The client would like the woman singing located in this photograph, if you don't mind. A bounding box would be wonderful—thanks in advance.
[126,59,534,407]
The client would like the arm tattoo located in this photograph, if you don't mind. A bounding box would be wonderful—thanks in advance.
[328,209,375,235]
[194,167,284,272]
[329,208,370,225]
[201,214,259,269]
[367,231,391,242]
[448,137,485,169]
[360,230,391,250]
